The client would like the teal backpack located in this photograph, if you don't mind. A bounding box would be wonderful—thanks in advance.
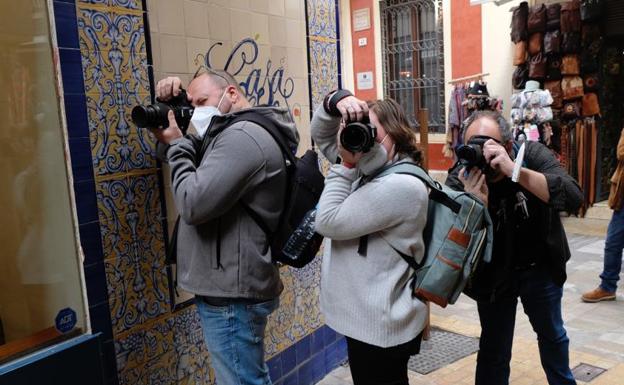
[359,161,494,308]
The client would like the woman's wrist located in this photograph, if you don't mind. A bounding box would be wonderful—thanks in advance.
[342,161,355,169]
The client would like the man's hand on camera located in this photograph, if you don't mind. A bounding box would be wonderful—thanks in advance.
[336,96,368,122]
[149,110,183,145]
[458,167,489,206]
[483,139,514,178]
[156,77,184,101]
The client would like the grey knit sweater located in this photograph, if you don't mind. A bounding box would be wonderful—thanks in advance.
[312,106,429,348]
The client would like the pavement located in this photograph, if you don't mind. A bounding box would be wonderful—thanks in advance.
[317,224,624,385]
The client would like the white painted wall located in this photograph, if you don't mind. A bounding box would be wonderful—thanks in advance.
[481,0,522,119]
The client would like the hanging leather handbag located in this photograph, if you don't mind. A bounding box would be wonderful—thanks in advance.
[544,31,561,54]
[582,24,601,49]
[561,0,581,33]
[562,32,581,53]
[562,101,582,119]
[580,0,604,22]
[513,63,529,89]
[580,51,599,74]
[529,32,543,55]
[510,2,530,43]
[562,55,581,75]
[545,80,564,109]
[562,76,584,100]
[583,73,599,92]
[528,4,547,33]
[529,53,547,79]
[514,41,528,65]
[547,3,562,31]
[546,55,563,80]
[582,92,601,116]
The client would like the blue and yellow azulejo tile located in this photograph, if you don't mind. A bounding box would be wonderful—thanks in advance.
[308,38,339,110]
[77,3,145,53]
[307,0,337,39]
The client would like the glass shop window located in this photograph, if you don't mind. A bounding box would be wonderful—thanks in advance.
[0,1,86,363]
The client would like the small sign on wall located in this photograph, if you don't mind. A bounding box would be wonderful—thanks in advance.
[353,8,371,31]
[357,71,374,90]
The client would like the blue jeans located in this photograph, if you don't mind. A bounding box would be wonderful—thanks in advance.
[475,268,576,385]
[600,208,624,293]
[195,297,279,385]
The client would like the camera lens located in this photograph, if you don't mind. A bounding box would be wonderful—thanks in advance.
[456,144,483,169]
[131,103,170,128]
[341,124,369,153]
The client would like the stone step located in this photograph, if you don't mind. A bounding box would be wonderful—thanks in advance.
[562,216,608,237]
[584,201,612,220]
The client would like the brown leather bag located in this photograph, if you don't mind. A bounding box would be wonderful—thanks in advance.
[510,2,529,43]
[546,3,561,31]
[529,53,547,79]
[583,73,599,92]
[514,41,528,65]
[562,32,581,53]
[562,101,581,119]
[528,4,547,33]
[562,54,580,75]
[582,92,600,116]
[561,0,581,33]
[529,32,543,55]
[544,30,561,54]
[562,75,584,100]
[513,63,529,90]
[545,80,564,108]
[546,55,563,80]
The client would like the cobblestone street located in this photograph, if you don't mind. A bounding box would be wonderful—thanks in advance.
[318,228,624,385]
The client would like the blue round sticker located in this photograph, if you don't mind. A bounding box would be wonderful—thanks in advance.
[55,308,77,334]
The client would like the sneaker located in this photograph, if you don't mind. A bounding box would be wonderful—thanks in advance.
[581,288,616,303]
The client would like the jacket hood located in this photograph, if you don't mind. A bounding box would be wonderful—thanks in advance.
[229,106,300,153]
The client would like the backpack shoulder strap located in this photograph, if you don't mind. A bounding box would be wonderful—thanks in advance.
[228,111,297,165]
[372,161,461,214]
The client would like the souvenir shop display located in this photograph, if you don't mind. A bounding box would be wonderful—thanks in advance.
[509,0,608,212]
[444,77,503,159]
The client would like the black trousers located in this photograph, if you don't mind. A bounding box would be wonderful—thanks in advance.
[346,333,422,385]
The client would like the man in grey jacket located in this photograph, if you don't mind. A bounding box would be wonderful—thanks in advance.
[150,68,299,385]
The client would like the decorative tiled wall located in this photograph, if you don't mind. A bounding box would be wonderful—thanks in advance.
[54,0,345,384]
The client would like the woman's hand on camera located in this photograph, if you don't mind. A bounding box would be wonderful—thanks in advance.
[149,110,183,145]
[458,167,489,206]
[156,77,184,101]
[336,96,368,122]
[483,139,514,178]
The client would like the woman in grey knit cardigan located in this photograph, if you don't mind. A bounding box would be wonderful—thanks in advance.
[312,91,429,385]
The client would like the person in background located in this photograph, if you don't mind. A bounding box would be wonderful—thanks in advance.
[311,90,429,385]
[582,127,624,302]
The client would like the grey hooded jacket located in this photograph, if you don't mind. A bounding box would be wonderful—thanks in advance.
[162,106,299,300]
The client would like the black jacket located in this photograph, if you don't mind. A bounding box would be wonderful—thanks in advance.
[446,141,583,302]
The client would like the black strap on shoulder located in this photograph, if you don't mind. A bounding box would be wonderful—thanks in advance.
[224,111,295,250]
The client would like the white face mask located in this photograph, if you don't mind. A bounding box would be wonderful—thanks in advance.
[190,91,227,138]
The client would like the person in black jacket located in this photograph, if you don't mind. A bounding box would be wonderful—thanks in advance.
[446,111,582,385]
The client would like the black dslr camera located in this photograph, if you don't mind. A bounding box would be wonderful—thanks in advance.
[340,115,377,153]
[455,135,496,171]
[131,90,194,133]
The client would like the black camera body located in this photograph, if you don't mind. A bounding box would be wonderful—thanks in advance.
[131,90,194,133]
[455,135,494,171]
[340,115,377,153]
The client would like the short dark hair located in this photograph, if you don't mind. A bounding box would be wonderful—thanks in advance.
[463,110,512,143]
[193,66,244,94]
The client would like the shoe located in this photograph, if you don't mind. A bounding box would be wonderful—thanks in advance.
[581,287,616,303]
